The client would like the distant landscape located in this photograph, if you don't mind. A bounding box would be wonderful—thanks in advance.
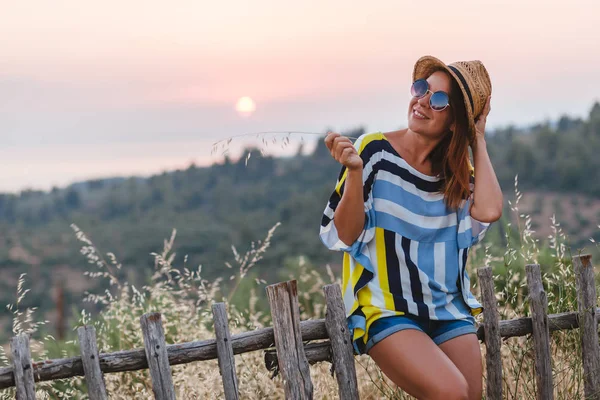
[1,102,599,341]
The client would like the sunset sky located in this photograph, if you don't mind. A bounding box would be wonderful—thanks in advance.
[1,0,598,192]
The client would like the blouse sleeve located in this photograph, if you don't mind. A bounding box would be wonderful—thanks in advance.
[457,169,492,248]
[319,133,377,257]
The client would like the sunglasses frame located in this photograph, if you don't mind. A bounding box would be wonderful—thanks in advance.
[411,79,451,112]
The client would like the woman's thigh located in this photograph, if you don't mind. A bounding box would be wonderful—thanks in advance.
[438,333,483,400]
[367,328,470,400]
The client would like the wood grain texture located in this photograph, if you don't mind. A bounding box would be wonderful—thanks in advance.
[264,342,331,374]
[526,264,553,400]
[140,313,176,400]
[475,309,597,341]
[477,266,502,400]
[11,333,36,399]
[77,326,108,400]
[322,284,359,400]
[212,303,239,400]
[0,319,328,389]
[266,280,313,399]
[573,254,600,399]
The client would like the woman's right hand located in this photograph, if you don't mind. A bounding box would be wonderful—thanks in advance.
[324,131,363,171]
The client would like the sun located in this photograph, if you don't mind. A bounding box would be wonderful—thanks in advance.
[235,96,256,117]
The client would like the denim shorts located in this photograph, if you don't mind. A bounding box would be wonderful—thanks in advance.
[365,314,477,355]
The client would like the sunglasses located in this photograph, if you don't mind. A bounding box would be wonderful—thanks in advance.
[410,79,451,111]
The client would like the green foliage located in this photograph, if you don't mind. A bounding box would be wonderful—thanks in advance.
[488,102,600,195]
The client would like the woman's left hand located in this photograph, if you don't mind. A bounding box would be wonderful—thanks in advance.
[474,95,491,144]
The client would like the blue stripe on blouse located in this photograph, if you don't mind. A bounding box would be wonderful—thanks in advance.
[445,241,461,293]
[375,211,457,242]
[372,180,449,217]
[416,242,454,319]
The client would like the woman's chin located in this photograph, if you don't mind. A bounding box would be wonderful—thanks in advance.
[407,116,427,130]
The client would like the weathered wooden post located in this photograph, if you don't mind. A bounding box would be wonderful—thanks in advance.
[212,302,239,400]
[477,266,502,400]
[77,326,108,400]
[10,333,36,399]
[573,254,600,399]
[322,283,359,400]
[140,313,176,400]
[526,263,553,400]
[266,280,313,399]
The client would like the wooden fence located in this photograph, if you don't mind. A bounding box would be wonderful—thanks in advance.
[0,254,598,399]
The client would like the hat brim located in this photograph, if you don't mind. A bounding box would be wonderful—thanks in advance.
[412,55,476,144]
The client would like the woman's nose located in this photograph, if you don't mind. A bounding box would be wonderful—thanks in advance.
[417,92,431,108]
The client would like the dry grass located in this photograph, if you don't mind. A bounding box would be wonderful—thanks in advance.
[0,176,598,399]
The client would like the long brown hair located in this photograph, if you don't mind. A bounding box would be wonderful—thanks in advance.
[428,69,473,210]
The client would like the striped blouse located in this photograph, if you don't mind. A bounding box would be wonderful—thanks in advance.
[319,132,491,355]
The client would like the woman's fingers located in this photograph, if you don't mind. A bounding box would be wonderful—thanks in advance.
[333,135,352,146]
[327,133,352,156]
[324,131,360,169]
[325,132,353,151]
[334,141,354,161]
[479,96,491,121]
[324,131,339,151]
[332,136,352,154]
[341,146,357,164]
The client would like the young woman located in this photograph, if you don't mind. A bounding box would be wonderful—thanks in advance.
[319,55,503,400]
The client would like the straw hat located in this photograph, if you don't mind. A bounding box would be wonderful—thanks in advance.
[412,55,492,144]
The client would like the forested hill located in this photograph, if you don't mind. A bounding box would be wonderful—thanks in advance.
[0,102,599,336]
[489,102,600,195]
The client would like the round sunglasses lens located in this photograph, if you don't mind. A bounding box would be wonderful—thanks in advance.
[430,91,449,111]
[411,79,428,98]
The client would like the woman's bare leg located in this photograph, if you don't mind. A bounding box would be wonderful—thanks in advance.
[367,328,469,400]
[438,333,483,400]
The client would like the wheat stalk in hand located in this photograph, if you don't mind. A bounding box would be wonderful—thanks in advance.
[211,130,360,165]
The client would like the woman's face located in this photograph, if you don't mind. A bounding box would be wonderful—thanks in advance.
[407,70,455,139]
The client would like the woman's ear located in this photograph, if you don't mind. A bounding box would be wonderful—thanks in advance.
[449,121,456,134]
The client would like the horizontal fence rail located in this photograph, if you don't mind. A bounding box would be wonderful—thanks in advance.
[4,308,600,389]
[0,319,328,389]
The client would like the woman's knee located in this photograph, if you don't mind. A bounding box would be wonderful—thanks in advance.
[426,377,470,400]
